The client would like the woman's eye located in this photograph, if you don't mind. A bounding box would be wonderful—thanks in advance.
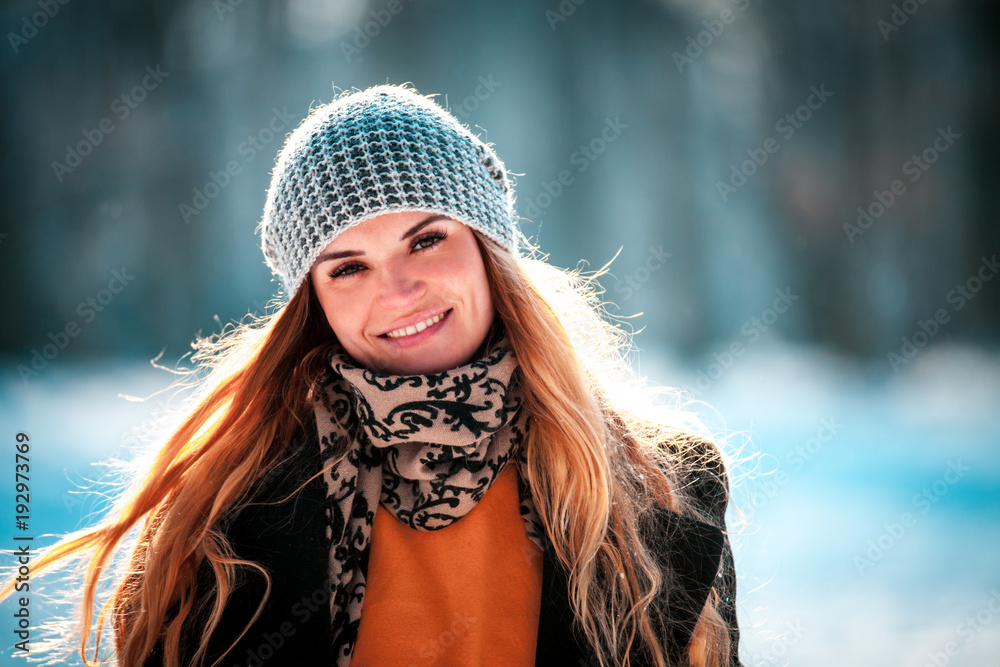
[329,262,363,279]
[413,231,446,251]
[326,232,446,279]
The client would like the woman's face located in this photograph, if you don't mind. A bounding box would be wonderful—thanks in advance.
[309,211,496,375]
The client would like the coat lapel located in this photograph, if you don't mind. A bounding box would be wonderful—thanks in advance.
[535,507,725,666]
[159,429,334,666]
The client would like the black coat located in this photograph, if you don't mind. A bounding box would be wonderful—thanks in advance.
[143,423,741,667]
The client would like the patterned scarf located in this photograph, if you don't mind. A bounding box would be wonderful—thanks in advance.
[311,334,549,666]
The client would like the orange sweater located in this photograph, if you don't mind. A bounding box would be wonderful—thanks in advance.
[350,461,543,666]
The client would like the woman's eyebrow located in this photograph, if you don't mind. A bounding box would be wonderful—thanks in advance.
[314,214,450,264]
[400,214,449,241]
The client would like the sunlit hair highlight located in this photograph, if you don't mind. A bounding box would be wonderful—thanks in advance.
[0,279,340,666]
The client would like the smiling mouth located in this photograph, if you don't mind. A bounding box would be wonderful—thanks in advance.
[382,309,452,339]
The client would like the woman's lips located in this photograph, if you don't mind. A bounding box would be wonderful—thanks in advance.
[379,308,452,347]
[384,310,449,338]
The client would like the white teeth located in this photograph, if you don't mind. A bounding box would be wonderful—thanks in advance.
[386,312,445,339]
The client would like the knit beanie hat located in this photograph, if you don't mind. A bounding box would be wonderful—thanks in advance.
[260,83,519,297]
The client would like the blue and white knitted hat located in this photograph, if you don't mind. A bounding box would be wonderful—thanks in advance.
[261,83,519,297]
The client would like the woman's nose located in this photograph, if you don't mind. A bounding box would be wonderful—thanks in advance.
[374,263,425,309]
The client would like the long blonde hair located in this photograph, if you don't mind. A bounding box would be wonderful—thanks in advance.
[1,231,734,667]
[477,234,733,666]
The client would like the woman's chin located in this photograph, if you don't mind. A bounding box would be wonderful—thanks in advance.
[371,340,479,375]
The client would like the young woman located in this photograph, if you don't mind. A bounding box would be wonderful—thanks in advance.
[5,84,742,666]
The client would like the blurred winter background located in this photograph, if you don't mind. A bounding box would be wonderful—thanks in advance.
[1,0,999,665]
